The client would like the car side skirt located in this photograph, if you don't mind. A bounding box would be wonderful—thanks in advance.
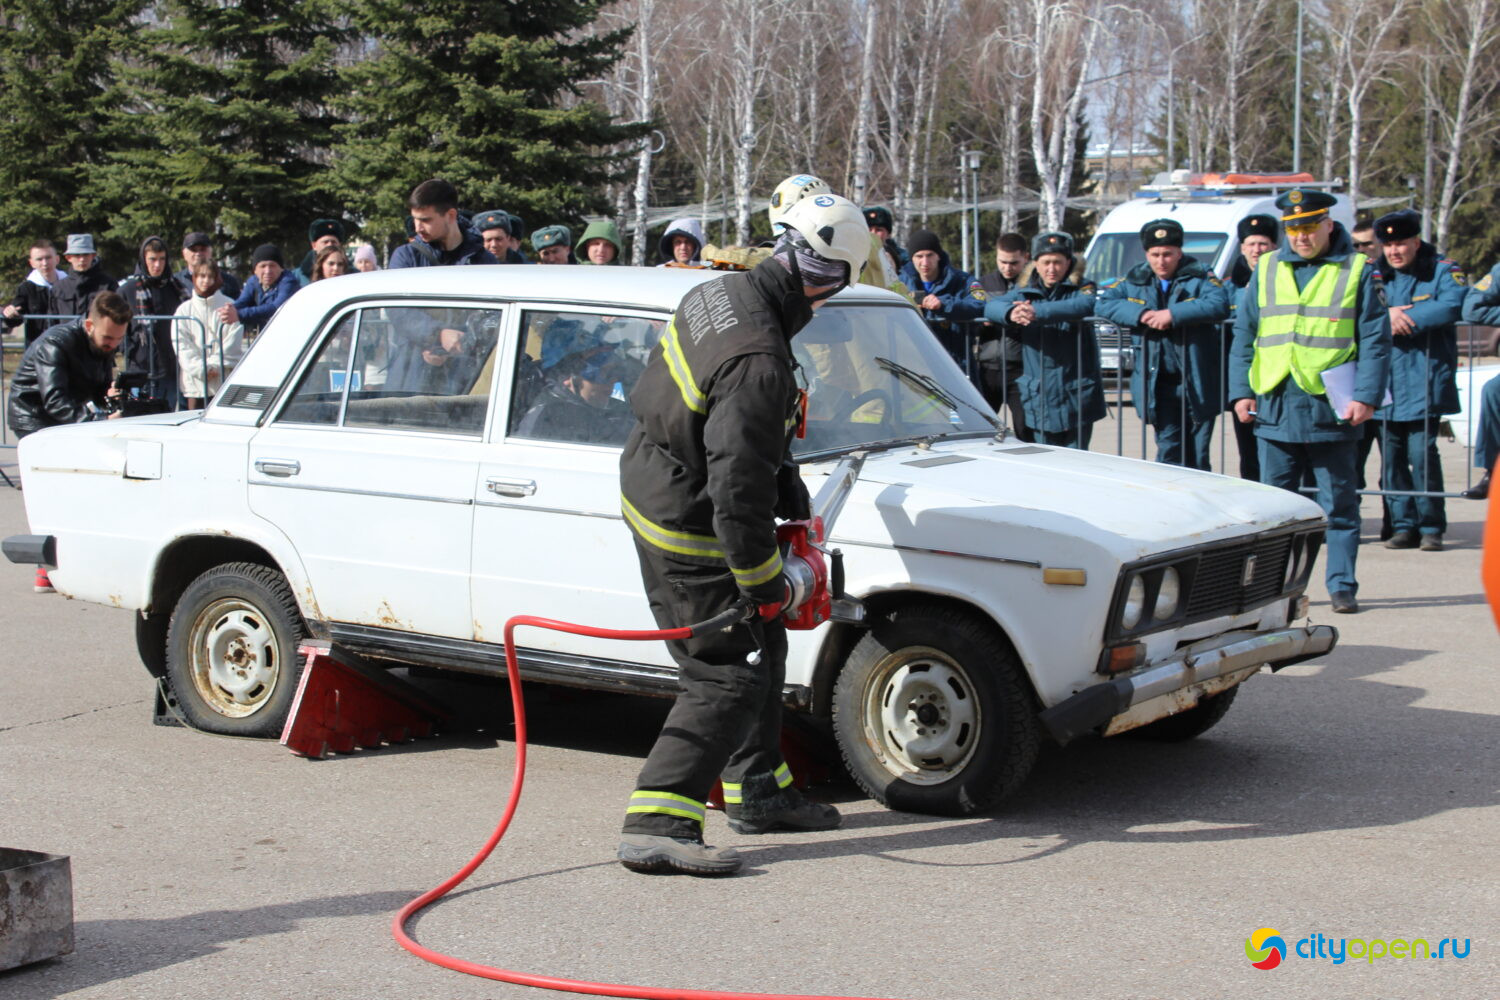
[327,623,814,710]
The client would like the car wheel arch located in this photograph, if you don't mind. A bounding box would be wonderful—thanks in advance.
[809,589,1038,718]
[138,535,325,679]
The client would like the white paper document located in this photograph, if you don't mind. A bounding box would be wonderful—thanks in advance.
[1320,360,1391,421]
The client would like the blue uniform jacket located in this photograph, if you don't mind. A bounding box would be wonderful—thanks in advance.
[899,250,982,363]
[1461,261,1500,325]
[984,264,1104,433]
[1229,224,1392,443]
[388,227,498,269]
[1095,255,1231,423]
[231,271,299,330]
[1375,242,1464,420]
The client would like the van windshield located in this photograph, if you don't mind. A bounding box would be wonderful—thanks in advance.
[1084,233,1227,285]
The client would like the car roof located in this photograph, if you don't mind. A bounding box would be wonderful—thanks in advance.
[282,263,909,315]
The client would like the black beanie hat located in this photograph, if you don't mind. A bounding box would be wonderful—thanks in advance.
[250,244,284,266]
[906,229,943,257]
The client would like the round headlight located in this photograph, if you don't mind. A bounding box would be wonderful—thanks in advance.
[1154,566,1180,620]
[1121,574,1146,630]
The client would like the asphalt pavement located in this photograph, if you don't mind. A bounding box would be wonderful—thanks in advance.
[0,444,1495,999]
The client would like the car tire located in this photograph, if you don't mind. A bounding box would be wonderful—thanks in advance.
[832,605,1039,816]
[165,561,308,737]
[1123,685,1239,742]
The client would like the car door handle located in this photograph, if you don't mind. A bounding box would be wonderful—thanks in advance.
[254,458,301,478]
[486,477,537,497]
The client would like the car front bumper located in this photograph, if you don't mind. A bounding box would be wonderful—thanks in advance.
[1038,624,1338,745]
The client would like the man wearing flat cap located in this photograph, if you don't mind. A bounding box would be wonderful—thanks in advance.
[1097,218,1231,470]
[176,232,241,300]
[296,218,347,287]
[1229,188,1391,614]
[985,231,1104,447]
[1370,208,1466,552]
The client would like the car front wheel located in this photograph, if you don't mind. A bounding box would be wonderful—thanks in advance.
[832,605,1039,816]
[165,562,307,737]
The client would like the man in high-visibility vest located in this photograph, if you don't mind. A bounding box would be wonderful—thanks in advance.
[1229,189,1392,615]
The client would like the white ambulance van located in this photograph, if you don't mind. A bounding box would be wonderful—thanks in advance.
[1083,170,1357,285]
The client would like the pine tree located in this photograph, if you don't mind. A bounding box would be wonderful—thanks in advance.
[83,0,348,265]
[0,0,144,276]
[324,0,650,249]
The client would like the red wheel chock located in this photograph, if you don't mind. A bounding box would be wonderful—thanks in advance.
[280,641,452,758]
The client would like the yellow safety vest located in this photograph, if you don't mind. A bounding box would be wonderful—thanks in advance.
[1249,250,1362,396]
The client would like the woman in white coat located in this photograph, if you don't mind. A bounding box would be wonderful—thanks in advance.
[173,261,244,408]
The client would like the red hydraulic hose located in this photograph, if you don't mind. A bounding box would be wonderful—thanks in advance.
[391,611,897,1000]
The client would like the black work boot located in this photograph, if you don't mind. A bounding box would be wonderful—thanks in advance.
[1384,530,1418,549]
[725,773,841,835]
[1462,472,1490,500]
[617,835,743,876]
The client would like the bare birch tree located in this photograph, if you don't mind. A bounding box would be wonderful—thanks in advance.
[1424,0,1500,248]
[1315,0,1411,206]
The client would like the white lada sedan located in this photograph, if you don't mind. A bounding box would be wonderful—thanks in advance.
[5,266,1336,815]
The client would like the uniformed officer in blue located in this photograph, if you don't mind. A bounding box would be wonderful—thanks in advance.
[1459,261,1500,500]
[1229,189,1391,614]
[983,231,1104,448]
[1226,214,1282,480]
[1370,209,1467,551]
[1097,218,1232,469]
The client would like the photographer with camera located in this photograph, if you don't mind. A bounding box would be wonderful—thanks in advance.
[7,291,130,592]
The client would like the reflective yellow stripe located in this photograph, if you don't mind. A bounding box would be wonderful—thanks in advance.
[661,318,707,415]
[730,549,784,588]
[721,781,742,804]
[625,805,705,821]
[773,762,793,788]
[627,790,707,824]
[621,494,725,561]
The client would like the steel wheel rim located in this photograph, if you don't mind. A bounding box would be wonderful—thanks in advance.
[861,645,981,785]
[188,597,281,718]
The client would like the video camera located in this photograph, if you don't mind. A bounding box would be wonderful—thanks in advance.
[107,370,172,417]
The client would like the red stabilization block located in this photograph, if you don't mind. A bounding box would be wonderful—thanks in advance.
[280,641,450,758]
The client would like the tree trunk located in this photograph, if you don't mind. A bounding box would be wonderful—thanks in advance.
[852,0,878,209]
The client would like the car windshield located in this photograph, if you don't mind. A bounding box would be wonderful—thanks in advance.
[1084,232,1227,284]
[790,303,996,458]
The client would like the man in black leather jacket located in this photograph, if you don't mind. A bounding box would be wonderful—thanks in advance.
[7,290,129,438]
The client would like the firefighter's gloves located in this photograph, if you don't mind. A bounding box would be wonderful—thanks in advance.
[774,461,811,521]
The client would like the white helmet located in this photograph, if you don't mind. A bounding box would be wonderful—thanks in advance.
[768,174,833,233]
[777,193,869,286]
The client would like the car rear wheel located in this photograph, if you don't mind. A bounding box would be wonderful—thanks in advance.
[165,562,307,737]
[832,605,1039,816]
[1123,685,1239,742]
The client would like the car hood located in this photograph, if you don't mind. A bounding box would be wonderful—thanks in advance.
[810,437,1324,564]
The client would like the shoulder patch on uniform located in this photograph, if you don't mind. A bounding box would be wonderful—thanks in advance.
[1207,275,1223,287]
[969,283,988,302]
[1102,278,1122,289]
[1374,283,1388,308]
[1080,282,1096,294]
[1448,261,1467,285]
[1478,272,1494,291]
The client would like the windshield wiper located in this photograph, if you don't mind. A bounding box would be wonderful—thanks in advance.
[873,356,998,428]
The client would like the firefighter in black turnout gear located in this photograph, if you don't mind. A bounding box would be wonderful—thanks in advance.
[616,194,871,877]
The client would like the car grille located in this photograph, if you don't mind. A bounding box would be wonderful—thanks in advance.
[1185,533,1294,618]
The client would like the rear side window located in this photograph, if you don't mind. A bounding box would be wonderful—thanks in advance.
[278,305,503,435]
[507,309,663,446]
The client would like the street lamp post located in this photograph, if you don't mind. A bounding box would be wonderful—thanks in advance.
[964,150,982,267]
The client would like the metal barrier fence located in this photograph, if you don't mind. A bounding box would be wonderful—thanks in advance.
[6,312,230,447]
[940,316,1495,500]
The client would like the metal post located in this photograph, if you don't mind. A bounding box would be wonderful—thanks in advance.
[958,156,971,275]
